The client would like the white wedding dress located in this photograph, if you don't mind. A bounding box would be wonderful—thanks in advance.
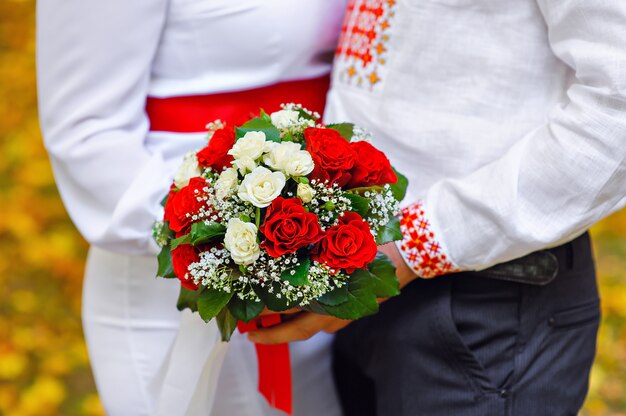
[36,1,346,415]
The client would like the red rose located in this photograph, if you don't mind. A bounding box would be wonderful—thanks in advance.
[347,141,398,188]
[171,244,200,290]
[164,177,210,233]
[304,127,357,187]
[260,197,324,257]
[313,212,378,273]
[196,127,235,171]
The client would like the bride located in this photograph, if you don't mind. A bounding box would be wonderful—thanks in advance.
[36,1,345,415]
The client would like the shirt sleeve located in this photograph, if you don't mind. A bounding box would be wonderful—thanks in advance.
[398,0,626,277]
[37,0,171,255]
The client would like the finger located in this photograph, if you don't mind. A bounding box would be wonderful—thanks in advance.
[321,318,351,334]
[258,307,301,316]
[279,311,304,322]
[249,314,351,344]
[248,313,324,345]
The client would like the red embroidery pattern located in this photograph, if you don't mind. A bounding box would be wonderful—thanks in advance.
[399,201,459,278]
[335,0,396,90]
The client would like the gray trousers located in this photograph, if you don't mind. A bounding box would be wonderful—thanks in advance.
[333,233,600,416]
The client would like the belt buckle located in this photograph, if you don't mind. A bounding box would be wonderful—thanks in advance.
[478,250,559,286]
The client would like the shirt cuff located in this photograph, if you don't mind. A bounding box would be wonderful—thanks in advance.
[397,200,460,278]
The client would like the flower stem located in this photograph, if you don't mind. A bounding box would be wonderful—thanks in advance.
[255,207,261,228]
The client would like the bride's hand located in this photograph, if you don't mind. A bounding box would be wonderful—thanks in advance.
[247,312,351,345]
[247,243,418,345]
[258,307,301,318]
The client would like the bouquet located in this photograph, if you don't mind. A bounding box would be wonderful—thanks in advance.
[153,104,408,341]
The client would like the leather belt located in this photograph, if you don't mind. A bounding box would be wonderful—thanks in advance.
[476,250,559,285]
[470,232,590,285]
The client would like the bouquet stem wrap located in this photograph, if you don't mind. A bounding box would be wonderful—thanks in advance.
[237,315,292,416]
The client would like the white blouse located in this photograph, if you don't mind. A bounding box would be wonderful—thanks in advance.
[37,2,346,415]
[37,0,345,256]
[325,0,626,276]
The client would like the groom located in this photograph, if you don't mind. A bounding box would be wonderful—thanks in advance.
[249,1,626,415]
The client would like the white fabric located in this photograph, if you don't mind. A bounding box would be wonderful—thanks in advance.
[83,247,342,416]
[325,0,626,272]
[37,0,345,255]
[37,0,345,414]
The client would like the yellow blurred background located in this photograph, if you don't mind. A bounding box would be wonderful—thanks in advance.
[0,1,624,415]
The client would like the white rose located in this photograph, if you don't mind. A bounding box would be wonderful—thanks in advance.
[238,166,286,208]
[174,152,202,188]
[297,183,316,203]
[232,157,257,175]
[224,218,260,265]
[228,131,270,161]
[270,109,300,130]
[284,151,315,177]
[262,141,298,170]
[214,167,239,200]
[263,142,314,177]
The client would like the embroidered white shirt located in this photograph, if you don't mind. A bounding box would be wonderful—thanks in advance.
[325,0,626,276]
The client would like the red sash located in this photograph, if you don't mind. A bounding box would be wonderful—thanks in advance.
[147,75,330,415]
[146,74,330,133]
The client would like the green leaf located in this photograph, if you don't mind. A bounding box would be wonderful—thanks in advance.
[295,107,318,122]
[216,307,238,342]
[344,193,371,217]
[170,234,191,250]
[197,288,233,322]
[260,109,272,123]
[326,123,354,141]
[160,192,170,208]
[191,221,226,245]
[154,221,175,244]
[315,269,380,320]
[389,168,408,201]
[308,258,399,318]
[376,216,403,245]
[280,256,311,286]
[302,300,332,315]
[164,222,176,239]
[197,289,233,324]
[317,285,349,306]
[282,132,296,143]
[176,286,204,312]
[253,282,299,312]
[228,296,265,323]
[367,253,401,297]
[236,117,281,142]
[157,245,176,278]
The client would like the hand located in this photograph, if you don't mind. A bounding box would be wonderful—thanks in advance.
[258,307,300,317]
[247,312,351,345]
[248,243,418,345]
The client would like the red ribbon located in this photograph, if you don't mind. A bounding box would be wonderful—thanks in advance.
[238,315,292,416]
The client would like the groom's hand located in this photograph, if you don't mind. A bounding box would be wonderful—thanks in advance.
[248,243,419,345]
